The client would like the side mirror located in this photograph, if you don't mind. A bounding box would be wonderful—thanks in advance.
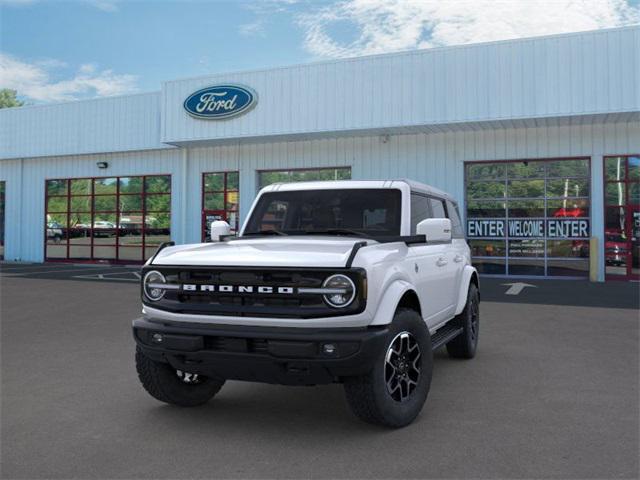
[210,220,231,242]
[416,218,452,243]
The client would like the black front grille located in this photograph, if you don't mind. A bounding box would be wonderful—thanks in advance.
[142,266,366,319]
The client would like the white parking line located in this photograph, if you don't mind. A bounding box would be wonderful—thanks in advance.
[72,271,140,282]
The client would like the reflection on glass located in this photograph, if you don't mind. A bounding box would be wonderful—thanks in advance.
[119,177,144,194]
[507,200,545,217]
[507,179,545,198]
[46,243,68,258]
[506,161,545,179]
[471,258,506,275]
[145,194,170,212]
[547,260,589,277]
[468,240,506,256]
[605,157,625,181]
[466,201,505,218]
[119,247,142,262]
[204,173,224,191]
[47,179,68,196]
[508,259,545,276]
[508,240,545,257]
[629,184,639,205]
[547,199,589,218]
[547,159,589,178]
[466,163,506,180]
[93,195,117,212]
[93,246,116,259]
[466,181,506,199]
[629,156,640,181]
[605,207,625,231]
[119,194,143,211]
[70,196,91,212]
[547,240,589,258]
[69,245,91,259]
[204,193,224,210]
[70,179,91,195]
[94,178,117,194]
[118,228,143,247]
[547,179,589,197]
[605,183,626,206]
[227,172,239,190]
[47,197,68,213]
[145,176,171,193]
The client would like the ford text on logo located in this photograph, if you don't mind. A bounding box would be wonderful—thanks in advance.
[183,85,257,119]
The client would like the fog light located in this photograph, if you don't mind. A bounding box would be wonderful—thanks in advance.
[152,333,163,344]
[323,343,337,355]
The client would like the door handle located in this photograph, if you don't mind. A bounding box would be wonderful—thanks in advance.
[436,257,448,267]
[454,254,464,263]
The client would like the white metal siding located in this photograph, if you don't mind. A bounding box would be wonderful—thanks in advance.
[0,92,168,160]
[162,27,639,145]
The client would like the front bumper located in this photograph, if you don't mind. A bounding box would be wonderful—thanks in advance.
[133,317,389,386]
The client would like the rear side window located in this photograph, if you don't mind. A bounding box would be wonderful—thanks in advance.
[446,200,464,238]
[410,194,431,234]
[429,198,447,218]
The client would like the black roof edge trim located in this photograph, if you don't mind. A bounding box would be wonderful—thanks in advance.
[346,241,368,268]
[149,241,175,265]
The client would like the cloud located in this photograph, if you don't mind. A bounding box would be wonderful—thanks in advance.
[298,0,640,58]
[0,53,138,102]
[239,19,266,36]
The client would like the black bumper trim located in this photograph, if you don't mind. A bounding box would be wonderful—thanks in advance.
[133,317,389,386]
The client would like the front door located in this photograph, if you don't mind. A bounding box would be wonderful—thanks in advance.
[604,156,639,280]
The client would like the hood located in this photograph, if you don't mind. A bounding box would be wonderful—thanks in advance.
[151,236,366,268]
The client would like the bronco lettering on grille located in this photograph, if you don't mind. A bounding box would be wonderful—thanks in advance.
[182,284,295,294]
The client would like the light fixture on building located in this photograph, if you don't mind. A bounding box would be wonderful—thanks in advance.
[96,161,109,169]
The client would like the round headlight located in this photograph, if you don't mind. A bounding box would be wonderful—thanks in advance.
[322,274,356,308]
[143,270,166,301]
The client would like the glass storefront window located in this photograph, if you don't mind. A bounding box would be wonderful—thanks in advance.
[603,155,640,280]
[44,175,171,263]
[465,158,591,277]
[202,171,240,240]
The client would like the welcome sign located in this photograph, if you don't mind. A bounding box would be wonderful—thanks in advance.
[184,84,257,119]
[467,219,590,238]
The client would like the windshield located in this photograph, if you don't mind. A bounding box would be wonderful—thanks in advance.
[243,188,402,238]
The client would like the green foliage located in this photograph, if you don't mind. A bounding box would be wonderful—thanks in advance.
[0,89,24,109]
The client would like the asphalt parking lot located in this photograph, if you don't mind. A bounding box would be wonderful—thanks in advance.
[1,263,638,479]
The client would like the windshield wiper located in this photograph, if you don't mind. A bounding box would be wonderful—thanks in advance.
[303,228,370,238]
[243,229,288,236]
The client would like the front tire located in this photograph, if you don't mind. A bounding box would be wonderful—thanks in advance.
[343,308,433,428]
[135,346,225,407]
[446,283,479,359]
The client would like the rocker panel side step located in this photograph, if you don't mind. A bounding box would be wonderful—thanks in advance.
[431,323,463,350]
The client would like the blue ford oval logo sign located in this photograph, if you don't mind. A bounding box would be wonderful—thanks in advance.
[183,84,257,120]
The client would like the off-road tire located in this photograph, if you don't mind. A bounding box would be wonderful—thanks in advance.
[446,283,479,359]
[135,346,225,407]
[343,308,433,428]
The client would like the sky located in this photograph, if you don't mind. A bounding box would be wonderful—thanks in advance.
[1,0,639,104]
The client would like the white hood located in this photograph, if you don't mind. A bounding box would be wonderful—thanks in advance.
[151,236,365,268]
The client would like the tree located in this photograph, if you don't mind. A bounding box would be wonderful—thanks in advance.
[0,89,24,109]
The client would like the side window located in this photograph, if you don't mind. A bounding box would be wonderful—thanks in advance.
[446,200,464,238]
[429,198,447,219]
[410,193,431,234]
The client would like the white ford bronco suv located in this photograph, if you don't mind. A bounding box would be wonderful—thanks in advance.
[133,180,480,427]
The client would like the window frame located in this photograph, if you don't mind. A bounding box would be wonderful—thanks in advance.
[44,174,171,264]
[201,171,240,241]
[464,157,591,278]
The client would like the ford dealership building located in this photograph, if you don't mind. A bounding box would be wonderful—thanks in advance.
[0,27,638,281]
